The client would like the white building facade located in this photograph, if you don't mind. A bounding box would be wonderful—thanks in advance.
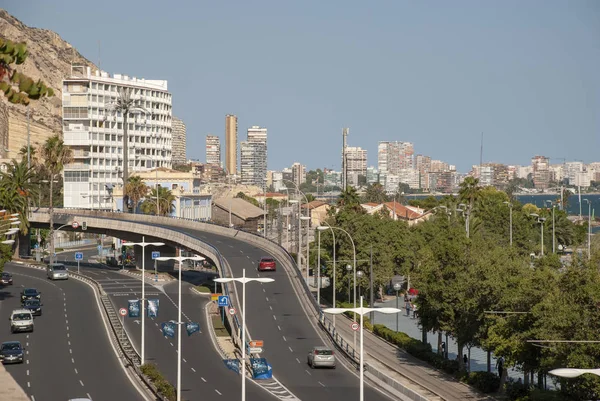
[205,135,221,166]
[171,117,186,165]
[62,66,172,210]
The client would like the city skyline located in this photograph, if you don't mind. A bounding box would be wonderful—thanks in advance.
[4,1,600,172]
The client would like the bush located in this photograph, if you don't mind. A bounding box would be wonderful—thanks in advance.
[461,371,500,393]
[212,315,229,337]
[506,380,529,400]
[140,363,176,401]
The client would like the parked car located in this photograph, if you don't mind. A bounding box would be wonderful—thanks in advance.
[0,272,13,285]
[0,341,25,364]
[21,299,42,316]
[20,288,41,302]
[47,263,68,280]
[9,309,34,333]
[307,346,336,369]
[258,257,276,272]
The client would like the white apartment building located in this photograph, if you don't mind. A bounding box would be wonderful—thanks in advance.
[291,162,306,187]
[378,141,414,182]
[171,117,186,165]
[62,66,172,210]
[344,146,367,186]
[240,126,268,186]
[205,135,221,166]
[398,168,420,189]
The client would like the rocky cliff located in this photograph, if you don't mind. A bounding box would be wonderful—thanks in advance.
[0,8,96,158]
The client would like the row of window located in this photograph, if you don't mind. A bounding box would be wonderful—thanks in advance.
[64,171,90,182]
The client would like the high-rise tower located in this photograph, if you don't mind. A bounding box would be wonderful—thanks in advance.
[225,114,238,175]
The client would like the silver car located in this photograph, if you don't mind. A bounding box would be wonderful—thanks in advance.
[47,263,68,280]
[307,346,336,369]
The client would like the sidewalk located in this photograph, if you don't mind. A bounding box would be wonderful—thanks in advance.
[0,363,31,400]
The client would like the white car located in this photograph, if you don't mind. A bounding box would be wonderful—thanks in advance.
[47,263,68,280]
[9,309,34,333]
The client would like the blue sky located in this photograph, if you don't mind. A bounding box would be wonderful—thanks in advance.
[4,0,600,172]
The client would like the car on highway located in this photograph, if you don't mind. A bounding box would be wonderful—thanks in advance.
[47,263,68,280]
[20,288,41,302]
[307,346,336,369]
[0,272,13,285]
[258,256,276,272]
[21,299,42,316]
[0,341,25,364]
[9,309,34,333]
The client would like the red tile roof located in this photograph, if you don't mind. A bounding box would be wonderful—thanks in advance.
[300,201,329,209]
[383,202,423,220]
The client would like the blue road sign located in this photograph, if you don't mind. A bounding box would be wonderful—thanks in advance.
[223,359,240,374]
[151,251,160,260]
[218,295,229,307]
[97,245,102,252]
[75,252,83,261]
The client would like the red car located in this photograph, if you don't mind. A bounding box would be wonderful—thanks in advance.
[258,257,276,272]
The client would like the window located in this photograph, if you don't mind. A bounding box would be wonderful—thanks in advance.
[63,107,88,119]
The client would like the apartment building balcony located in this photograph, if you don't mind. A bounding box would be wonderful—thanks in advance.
[72,151,90,159]
[64,163,90,171]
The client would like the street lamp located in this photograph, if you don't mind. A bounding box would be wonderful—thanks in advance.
[282,180,310,275]
[529,213,546,256]
[356,270,364,299]
[317,223,336,321]
[503,201,513,247]
[583,199,591,260]
[545,200,556,253]
[214,269,274,401]
[123,237,164,365]
[393,282,402,332]
[549,368,600,378]
[323,297,402,401]
[155,254,204,401]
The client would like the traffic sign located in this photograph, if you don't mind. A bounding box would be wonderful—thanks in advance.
[228,307,236,315]
[72,221,79,229]
[97,245,102,252]
[75,252,83,261]
[351,322,360,331]
[82,221,87,231]
[249,340,264,348]
[119,308,127,316]
[151,251,160,260]
[218,295,229,307]
[248,347,263,354]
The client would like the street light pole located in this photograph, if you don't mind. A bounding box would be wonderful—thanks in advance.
[317,223,336,325]
[155,254,204,401]
[126,237,164,365]
[584,199,591,260]
[214,269,275,401]
[323,297,401,401]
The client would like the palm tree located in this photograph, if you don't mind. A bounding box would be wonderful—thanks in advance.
[107,89,151,212]
[125,176,148,213]
[40,134,73,263]
[141,186,175,216]
[459,177,481,209]
[337,186,364,214]
[0,159,39,229]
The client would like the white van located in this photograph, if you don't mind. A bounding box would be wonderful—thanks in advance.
[47,263,68,280]
[9,309,34,333]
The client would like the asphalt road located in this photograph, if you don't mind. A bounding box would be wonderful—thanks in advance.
[1,262,144,401]
[80,265,273,401]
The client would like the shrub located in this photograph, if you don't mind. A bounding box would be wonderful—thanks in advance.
[195,285,210,293]
[506,380,529,400]
[461,371,500,393]
[141,363,176,401]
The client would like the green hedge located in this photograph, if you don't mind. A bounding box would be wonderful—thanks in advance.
[461,371,500,393]
[140,363,176,401]
[195,285,210,293]
[212,315,229,337]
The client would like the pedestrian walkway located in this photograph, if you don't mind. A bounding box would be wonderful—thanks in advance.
[374,298,519,380]
[0,363,30,400]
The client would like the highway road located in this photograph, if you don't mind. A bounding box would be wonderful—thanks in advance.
[78,265,274,401]
[1,262,145,401]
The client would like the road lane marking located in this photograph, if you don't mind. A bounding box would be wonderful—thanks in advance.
[27,382,30,388]
[26,370,29,376]
[269,306,272,310]
[266,297,269,302]
[318,381,325,387]
[288,346,293,352]
[296,358,300,364]
[26,360,29,364]
[80,380,84,387]
[69,349,72,354]
[273,315,276,320]
[86,394,92,400]
[200,376,206,381]
[66,326,69,331]
[191,368,196,372]
[183,358,187,363]
[71,358,75,363]
[282,336,287,342]
[278,326,281,331]
[66,320,69,324]
[68,341,71,346]
[74,368,78,374]
[26,335,29,339]
[215,389,222,395]
[170,342,174,347]
[262,288,265,292]
[65,314,68,318]
[305,370,311,376]
[26,342,28,347]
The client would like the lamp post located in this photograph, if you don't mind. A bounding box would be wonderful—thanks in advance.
[282,181,310,275]
[393,282,402,332]
[503,201,513,246]
[323,297,402,401]
[549,368,600,379]
[155,254,205,401]
[214,269,274,401]
[545,200,556,253]
[529,213,546,256]
[124,237,164,365]
[317,223,336,324]
[583,199,591,260]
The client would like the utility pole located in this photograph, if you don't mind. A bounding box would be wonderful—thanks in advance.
[342,128,348,190]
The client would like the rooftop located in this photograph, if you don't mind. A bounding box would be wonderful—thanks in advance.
[213,198,266,220]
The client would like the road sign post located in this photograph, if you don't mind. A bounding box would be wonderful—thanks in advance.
[71,221,79,229]
[218,295,230,307]
[119,307,127,343]
[75,252,83,274]
[152,251,160,282]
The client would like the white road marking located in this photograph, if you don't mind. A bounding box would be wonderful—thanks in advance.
[26,360,29,365]
[278,326,281,331]
[170,342,174,347]
[86,393,92,400]
[66,326,69,331]
[288,346,293,352]
[26,334,29,339]
[191,368,196,372]
[262,288,265,292]
[69,349,72,354]
[71,358,75,363]
[183,358,187,363]
[31,396,35,401]
[80,380,85,387]
[266,297,269,302]
[74,368,78,374]
[200,376,206,381]
[68,341,71,346]
[26,342,28,347]
[215,389,222,395]
[27,382,30,388]
[296,358,300,364]
[66,320,68,324]
[67,333,70,338]
[269,306,273,310]
[318,381,325,387]
[273,315,276,320]
[26,370,29,376]
[283,336,287,342]
[305,370,311,376]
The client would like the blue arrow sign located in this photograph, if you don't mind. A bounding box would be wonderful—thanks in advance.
[75,252,83,261]
[217,295,229,307]
[151,251,160,260]
[223,359,240,374]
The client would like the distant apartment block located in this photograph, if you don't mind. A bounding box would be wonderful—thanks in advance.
[532,156,550,189]
[171,117,186,165]
[240,141,266,187]
[291,162,306,187]
[366,166,378,185]
[378,141,414,181]
[344,146,367,186]
[62,66,172,210]
[225,114,237,175]
[324,169,342,188]
[281,167,293,187]
[205,135,221,166]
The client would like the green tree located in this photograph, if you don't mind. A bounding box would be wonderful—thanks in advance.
[337,186,363,214]
[141,187,175,216]
[40,134,73,261]
[234,192,260,207]
[0,159,39,232]
[362,183,388,204]
[125,176,148,213]
[0,38,54,105]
